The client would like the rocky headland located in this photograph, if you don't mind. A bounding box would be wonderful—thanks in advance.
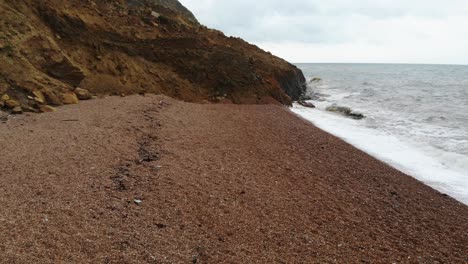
[0,0,306,114]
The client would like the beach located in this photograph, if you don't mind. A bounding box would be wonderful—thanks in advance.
[0,95,466,263]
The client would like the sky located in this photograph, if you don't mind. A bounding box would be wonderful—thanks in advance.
[179,0,468,64]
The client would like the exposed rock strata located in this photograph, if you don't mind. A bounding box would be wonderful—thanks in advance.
[0,0,306,113]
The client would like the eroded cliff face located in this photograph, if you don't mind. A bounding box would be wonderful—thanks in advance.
[0,0,306,113]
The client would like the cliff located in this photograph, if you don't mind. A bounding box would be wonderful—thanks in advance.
[0,0,306,113]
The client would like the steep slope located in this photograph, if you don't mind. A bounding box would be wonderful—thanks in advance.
[0,0,306,113]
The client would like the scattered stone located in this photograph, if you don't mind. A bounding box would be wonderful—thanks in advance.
[32,90,46,104]
[74,88,92,100]
[39,105,57,113]
[298,100,316,108]
[11,106,23,114]
[1,94,10,102]
[0,101,4,108]
[134,199,143,205]
[34,97,45,104]
[22,105,37,113]
[5,99,20,109]
[155,223,167,229]
[0,111,8,122]
[61,92,79,104]
[151,11,161,19]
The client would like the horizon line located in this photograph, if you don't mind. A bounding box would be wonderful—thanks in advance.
[292,62,468,66]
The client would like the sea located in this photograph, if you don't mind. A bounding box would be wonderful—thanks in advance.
[292,63,468,205]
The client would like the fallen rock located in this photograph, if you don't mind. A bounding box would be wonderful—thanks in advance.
[134,199,143,205]
[298,100,316,108]
[32,90,46,104]
[1,94,10,102]
[5,99,21,109]
[39,105,57,113]
[11,106,23,114]
[74,88,92,100]
[43,89,63,106]
[61,92,79,105]
[151,11,161,18]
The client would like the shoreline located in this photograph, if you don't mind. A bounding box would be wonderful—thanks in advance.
[292,104,468,205]
[0,95,467,262]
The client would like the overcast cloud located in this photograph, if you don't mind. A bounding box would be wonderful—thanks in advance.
[179,0,468,64]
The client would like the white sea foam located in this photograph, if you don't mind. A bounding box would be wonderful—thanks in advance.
[292,104,468,205]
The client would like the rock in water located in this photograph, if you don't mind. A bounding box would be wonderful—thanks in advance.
[74,88,92,100]
[326,104,365,120]
[348,112,365,120]
[298,100,316,108]
[309,77,322,83]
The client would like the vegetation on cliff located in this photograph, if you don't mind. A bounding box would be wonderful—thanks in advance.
[0,0,306,113]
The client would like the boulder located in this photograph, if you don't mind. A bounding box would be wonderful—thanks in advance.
[348,112,365,120]
[61,92,79,104]
[326,104,352,115]
[74,88,92,100]
[32,90,46,104]
[11,106,23,114]
[1,94,10,102]
[43,89,63,106]
[39,105,57,113]
[5,99,21,109]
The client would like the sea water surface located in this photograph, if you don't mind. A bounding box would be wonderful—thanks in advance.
[292,63,468,205]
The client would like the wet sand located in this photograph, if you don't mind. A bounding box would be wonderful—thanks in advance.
[0,95,467,263]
